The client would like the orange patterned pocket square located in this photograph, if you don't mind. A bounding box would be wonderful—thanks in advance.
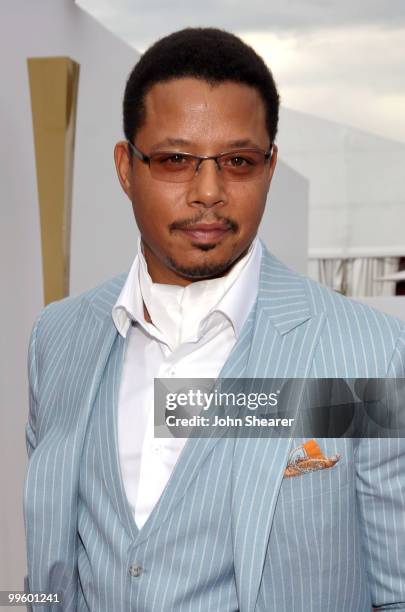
[284,439,341,478]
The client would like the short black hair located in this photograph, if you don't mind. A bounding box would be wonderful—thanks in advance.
[123,27,280,145]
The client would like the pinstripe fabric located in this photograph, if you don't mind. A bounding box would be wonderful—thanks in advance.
[24,244,405,611]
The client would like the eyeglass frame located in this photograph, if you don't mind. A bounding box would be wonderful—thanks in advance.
[127,140,273,181]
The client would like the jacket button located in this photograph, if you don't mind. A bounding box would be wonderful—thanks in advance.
[129,564,143,577]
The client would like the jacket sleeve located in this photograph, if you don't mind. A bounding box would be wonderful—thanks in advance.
[355,325,405,610]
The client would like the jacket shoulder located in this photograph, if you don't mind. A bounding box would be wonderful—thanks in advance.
[30,273,127,375]
[39,273,126,325]
[303,274,405,375]
[261,245,404,339]
[304,274,404,335]
[260,246,404,375]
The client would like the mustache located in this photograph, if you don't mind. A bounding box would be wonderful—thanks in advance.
[169,213,238,232]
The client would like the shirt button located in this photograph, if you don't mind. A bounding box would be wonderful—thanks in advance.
[169,369,176,376]
[151,443,161,455]
[129,564,143,577]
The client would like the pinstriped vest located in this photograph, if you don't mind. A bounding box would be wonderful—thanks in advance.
[77,330,247,611]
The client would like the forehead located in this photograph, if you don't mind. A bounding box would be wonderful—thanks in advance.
[137,77,268,149]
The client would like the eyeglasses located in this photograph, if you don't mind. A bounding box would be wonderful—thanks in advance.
[127,141,273,183]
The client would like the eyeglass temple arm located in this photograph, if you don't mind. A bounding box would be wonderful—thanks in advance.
[265,145,273,160]
[127,141,150,164]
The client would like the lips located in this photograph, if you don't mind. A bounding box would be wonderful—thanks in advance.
[178,223,231,243]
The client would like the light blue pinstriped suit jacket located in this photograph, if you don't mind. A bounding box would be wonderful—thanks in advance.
[24,245,405,611]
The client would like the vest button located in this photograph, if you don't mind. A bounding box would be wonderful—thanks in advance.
[129,563,143,577]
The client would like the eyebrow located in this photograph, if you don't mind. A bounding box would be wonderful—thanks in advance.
[225,139,258,148]
[150,137,261,151]
[150,138,192,151]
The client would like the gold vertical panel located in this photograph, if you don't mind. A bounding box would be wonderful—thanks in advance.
[27,57,80,304]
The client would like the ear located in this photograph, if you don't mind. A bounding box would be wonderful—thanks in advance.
[114,141,132,198]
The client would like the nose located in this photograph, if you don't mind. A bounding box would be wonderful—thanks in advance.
[187,158,227,209]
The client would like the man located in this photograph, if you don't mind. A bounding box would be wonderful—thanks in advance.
[24,28,405,611]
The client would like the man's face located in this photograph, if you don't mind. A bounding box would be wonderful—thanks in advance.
[115,77,277,285]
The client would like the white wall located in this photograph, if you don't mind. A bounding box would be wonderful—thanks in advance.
[260,159,309,275]
[278,107,405,257]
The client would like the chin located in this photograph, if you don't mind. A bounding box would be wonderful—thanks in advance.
[167,254,235,280]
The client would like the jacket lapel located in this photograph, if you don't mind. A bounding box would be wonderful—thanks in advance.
[92,331,141,540]
[231,248,326,612]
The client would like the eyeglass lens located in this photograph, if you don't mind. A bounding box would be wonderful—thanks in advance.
[148,150,268,182]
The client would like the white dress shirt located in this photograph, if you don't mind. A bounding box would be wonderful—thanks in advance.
[112,237,261,529]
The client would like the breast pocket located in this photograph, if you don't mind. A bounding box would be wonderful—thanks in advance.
[278,455,354,504]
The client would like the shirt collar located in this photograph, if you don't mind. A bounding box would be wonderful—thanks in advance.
[112,236,261,342]
[215,237,261,337]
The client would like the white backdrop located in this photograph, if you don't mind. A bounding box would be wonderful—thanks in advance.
[277,107,405,258]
